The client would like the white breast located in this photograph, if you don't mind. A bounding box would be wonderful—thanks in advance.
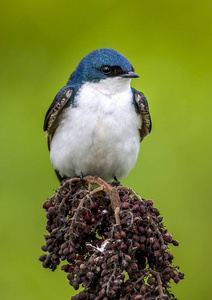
[50,77,141,181]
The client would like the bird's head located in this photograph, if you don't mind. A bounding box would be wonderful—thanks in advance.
[68,48,139,85]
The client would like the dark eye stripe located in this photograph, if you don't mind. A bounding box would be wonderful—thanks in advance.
[100,65,126,76]
[112,66,124,76]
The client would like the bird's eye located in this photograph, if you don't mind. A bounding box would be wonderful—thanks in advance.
[101,65,112,75]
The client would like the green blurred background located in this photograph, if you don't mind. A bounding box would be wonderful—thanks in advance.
[0,0,211,299]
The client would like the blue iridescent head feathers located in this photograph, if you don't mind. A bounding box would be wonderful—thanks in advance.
[67,48,134,84]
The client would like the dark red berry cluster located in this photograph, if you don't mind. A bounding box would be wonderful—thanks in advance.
[39,176,184,299]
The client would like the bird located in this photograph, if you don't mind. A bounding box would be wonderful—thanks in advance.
[43,48,151,182]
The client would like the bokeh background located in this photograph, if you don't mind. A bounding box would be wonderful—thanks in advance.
[0,0,211,299]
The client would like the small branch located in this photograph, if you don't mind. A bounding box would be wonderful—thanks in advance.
[134,270,164,299]
[69,186,104,237]
[149,270,164,299]
[116,186,144,203]
[114,207,120,226]
[149,216,165,248]
[54,177,81,201]
[59,191,72,209]
[83,176,121,225]
[106,267,117,296]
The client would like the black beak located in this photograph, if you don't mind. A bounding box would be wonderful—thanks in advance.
[120,71,139,78]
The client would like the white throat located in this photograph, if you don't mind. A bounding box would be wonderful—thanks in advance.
[85,77,131,96]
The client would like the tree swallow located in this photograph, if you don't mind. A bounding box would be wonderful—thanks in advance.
[44,48,151,181]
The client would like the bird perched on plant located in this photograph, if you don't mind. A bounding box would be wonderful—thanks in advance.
[44,48,151,181]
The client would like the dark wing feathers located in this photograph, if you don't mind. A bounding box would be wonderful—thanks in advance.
[134,90,152,141]
[44,87,73,150]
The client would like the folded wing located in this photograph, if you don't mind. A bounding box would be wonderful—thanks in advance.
[134,90,152,141]
[43,87,74,150]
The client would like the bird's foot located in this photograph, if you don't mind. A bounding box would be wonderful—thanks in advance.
[79,173,89,188]
[110,176,122,187]
[79,173,84,182]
